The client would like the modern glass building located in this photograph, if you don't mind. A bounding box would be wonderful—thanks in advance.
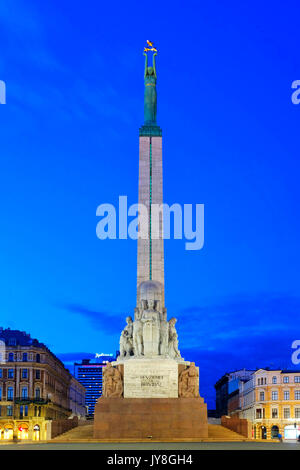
[74,356,116,417]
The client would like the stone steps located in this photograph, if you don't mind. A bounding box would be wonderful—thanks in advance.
[52,423,248,442]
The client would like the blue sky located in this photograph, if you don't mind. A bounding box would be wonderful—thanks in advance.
[0,0,300,407]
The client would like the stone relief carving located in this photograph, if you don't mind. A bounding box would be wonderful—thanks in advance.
[178,363,199,398]
[103,363,123,398]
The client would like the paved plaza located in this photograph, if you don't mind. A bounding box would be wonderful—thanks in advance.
[0,441,299,450]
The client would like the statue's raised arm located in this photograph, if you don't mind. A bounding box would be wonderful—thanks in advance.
[152,52,157,79]
[144,52,148,79]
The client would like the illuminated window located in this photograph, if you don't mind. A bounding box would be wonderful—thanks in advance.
[7,387,13,400]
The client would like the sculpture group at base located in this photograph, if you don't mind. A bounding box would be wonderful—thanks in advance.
[103,361,200,399]
[178,363,200,398]
[119,295,181,360]
[102,363,123,398]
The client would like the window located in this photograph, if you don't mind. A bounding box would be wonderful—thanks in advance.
[36,354,40,363]
[7,405,13,416]
[256,409,262,419]
[8,369,14,378]
[21,387,28,399]
[295,390,300,400]
[272,391,278,400]
[8,338,16,346]
[284,390,290,400]
[284,408,290,419]
[22,353,28,362]
[7,387,13,400]
[22,369,28,379]
[0,369,2,378]
[20,404,29,418]
[272,376,277,384]
[8,352,14,362]
[295,376,300,383]
[260,392,265,401]
[272,408,278,418]
[283,376,289,383]
[35,388,41,399]
[295,408,300,418]
[258,378,261,385]
[36,369,40,380]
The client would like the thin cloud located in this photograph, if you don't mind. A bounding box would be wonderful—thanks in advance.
[61,303,125,335]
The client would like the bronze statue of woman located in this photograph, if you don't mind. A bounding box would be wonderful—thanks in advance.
[144,52,157,125]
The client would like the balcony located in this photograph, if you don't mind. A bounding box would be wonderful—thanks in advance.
[14,397,49,405]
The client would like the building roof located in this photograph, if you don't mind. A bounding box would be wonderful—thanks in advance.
[0,327,45,347]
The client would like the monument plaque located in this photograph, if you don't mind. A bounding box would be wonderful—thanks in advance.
[124,359,178,398]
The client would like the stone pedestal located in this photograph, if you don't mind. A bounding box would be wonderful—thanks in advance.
[94,397,208,440]
[94,359,208,441]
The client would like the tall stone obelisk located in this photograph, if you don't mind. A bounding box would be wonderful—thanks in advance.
[94,45,208,440]
[137,50,164,308]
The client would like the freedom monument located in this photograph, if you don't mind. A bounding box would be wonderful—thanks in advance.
[94,43,208,440]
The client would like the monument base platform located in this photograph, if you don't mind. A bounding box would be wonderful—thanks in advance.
[94,397,208,440]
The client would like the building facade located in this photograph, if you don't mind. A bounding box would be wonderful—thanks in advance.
[74,356,115,417]
[215,369,253,418]
[0,328,85,440]
[238,369,300,440]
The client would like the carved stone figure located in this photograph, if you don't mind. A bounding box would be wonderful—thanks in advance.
[168,317,181,358]
[119,316,133,358]
[103,363,123,398]
[178,363,199,398]
[159,308,168,356]
[133,308,143,356]
[141,299,160,356]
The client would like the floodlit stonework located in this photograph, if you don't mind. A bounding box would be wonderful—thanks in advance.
[94,46,208,440]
